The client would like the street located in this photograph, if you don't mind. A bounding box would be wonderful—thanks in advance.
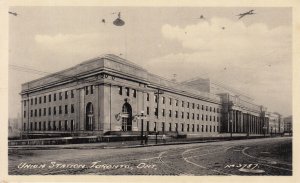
[8,137,292,175]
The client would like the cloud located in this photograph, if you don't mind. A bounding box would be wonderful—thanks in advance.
[147,17,291,115]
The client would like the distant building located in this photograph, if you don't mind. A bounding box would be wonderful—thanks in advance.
[20,54,274,138]
[284,116,292,134]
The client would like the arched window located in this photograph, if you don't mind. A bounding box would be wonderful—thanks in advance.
[121,103,132,131]
[86,103,94,131]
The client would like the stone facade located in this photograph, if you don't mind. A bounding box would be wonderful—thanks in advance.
[21,54,272,138]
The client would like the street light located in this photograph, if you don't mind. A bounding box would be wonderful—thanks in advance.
[230,119,233,139]
[135,111,147,145]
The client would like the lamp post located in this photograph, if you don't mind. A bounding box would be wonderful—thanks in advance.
[135,111,146,145]
[230,119,233,139]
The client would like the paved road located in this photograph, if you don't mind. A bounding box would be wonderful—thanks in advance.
[9,137,292,175]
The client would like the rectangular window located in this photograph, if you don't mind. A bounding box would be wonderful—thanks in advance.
[202,105,204,110]
[146,107,149,115]
[125,87,130,96]
[44,108,46,116]
[154,108,158,116]
[175,111,178,118]
[162,97,165,104]
[119,86,123,95]
[192,113,194,120]
[197,104,200,109]
[54,93,56,101]
[187,102,190,108]
[59,106,62,114]
[210,125,212,132]
[31,98,33,105]
[146,121,149,131]
[34,109,37,117]
[162,109,165,116]
[39,97,41,104]
[217,126,219,132]
[39,109,41,116]
[169,98,172,105]
[202,125,204,132]
[34,122,37,131]
[210,116,212,121]
[43,121,46,131]
[182,112,184,119]
[175,123,178,132]
[48,107,51,115]
[146,93,149,101]
[30,122,33,131]
[90,86,94,94]
[210,107,212,112]
[49,94,51,102]
[85,86,89,95]
[206,125,208,132]
[169,110,172,117]
[71,90,74,98]
[192,103,195,109]
[71,104,74,113]
[192,124,195,132]
[175,100,178,106]
[65,91,68,99]
[181,123,184,132]
[154,122,157,132]
[53,107,56,115]
[59,121,62,131]
[59,92,62,100]
[48,121,51,130]
[24,100,26,106]
[197,124,200,132]
[35,98,37,105]
[206,115,208,121]
[197,114,199,120]
[132,89,136,98]
[202,114,204,120]
[182,101,184,107]
[154,95,157,103]
[53,121,56,131]
[187,112,189,119]
[187,124,190,132]
[24,111,26,118]
[65,105,68,114]
[39,122,41,131]
[213,116,215,121]
[214,126,216,132]
[213,108,216,113]
[31,110,33,117]
[44,96,46,103]
[65,120,68,131]
[162,122,165,132]
[206,106,208,111]
[169,123,172,131]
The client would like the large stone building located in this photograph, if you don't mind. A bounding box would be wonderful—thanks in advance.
[21,54,271,138]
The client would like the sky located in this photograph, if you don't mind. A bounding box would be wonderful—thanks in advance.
[8,6,292,118]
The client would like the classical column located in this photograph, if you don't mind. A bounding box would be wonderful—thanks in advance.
[240,112,244,133]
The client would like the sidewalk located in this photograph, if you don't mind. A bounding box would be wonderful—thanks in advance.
[9,139,221,150]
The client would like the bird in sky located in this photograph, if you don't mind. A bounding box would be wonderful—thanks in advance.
[8,11,18,16]
[101,19,106,23]
[237,9,255,19]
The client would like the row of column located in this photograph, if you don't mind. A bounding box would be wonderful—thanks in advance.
[226,110,265,134]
